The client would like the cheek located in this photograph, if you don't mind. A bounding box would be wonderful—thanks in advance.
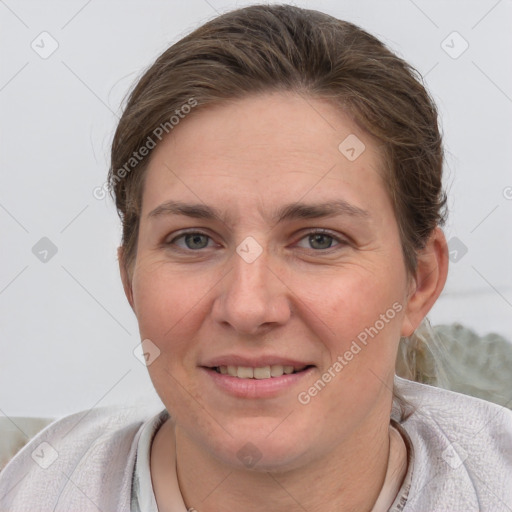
[300,261,406,392]
[300,271,405,419]
[308,262,404,334]
[132,266,210,421]
[132,263,199,346]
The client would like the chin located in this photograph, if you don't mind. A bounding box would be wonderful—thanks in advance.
[205,420,316,472]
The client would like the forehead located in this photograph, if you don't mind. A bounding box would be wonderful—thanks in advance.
[141,92,388,218]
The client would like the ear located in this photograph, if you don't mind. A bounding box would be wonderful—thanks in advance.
[118,246,135,311]
[401,227,449,337]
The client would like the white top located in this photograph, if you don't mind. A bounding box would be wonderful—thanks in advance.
[1,376,511,511]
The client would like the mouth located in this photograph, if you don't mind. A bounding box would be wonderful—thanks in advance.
[211,364,312,379]
[200,363,315,399]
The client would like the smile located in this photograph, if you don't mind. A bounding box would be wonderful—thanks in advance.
[214,364,310,379]
[202,364,315,399]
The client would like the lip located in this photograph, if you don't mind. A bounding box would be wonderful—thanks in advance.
[200,365,315,399]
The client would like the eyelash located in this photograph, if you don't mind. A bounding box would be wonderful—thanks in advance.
[166,229,348,253]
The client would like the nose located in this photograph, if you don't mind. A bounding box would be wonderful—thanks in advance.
[210,245,291,336]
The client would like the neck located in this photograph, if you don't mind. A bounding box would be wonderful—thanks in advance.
[167,419,391,512]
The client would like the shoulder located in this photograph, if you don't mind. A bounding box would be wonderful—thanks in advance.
[0,403,164,512]
[394,377,512,511]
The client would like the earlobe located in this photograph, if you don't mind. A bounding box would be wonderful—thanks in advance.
[400,227,449,337]
[117,246,135,311]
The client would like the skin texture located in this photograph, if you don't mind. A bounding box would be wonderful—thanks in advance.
[119,92,449,512]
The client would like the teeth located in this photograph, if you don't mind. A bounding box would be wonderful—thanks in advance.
[270,365,284,377]
[237,366,254,379]
[216,364,307,379]
[254,366,271,379]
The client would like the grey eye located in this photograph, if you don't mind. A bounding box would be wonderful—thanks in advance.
[295,231,342,250]
[307,233,335,250]
[182,233,210,249]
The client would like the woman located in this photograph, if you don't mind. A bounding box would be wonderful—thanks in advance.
[1,4,511,511]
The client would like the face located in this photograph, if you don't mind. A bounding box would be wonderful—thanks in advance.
[123,92,417,470]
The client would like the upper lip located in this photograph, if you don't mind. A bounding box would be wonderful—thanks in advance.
[201,356,313,369]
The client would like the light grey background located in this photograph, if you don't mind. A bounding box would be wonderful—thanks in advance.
[1,0,511,417]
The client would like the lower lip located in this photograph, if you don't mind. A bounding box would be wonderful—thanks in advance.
[201,366,315,399]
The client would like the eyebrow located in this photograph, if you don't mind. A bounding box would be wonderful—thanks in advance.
[148,199,370,225]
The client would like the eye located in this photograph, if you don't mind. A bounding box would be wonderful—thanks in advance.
[295,230,346,251]
[167,231,215,250]
[165,229,347,253]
